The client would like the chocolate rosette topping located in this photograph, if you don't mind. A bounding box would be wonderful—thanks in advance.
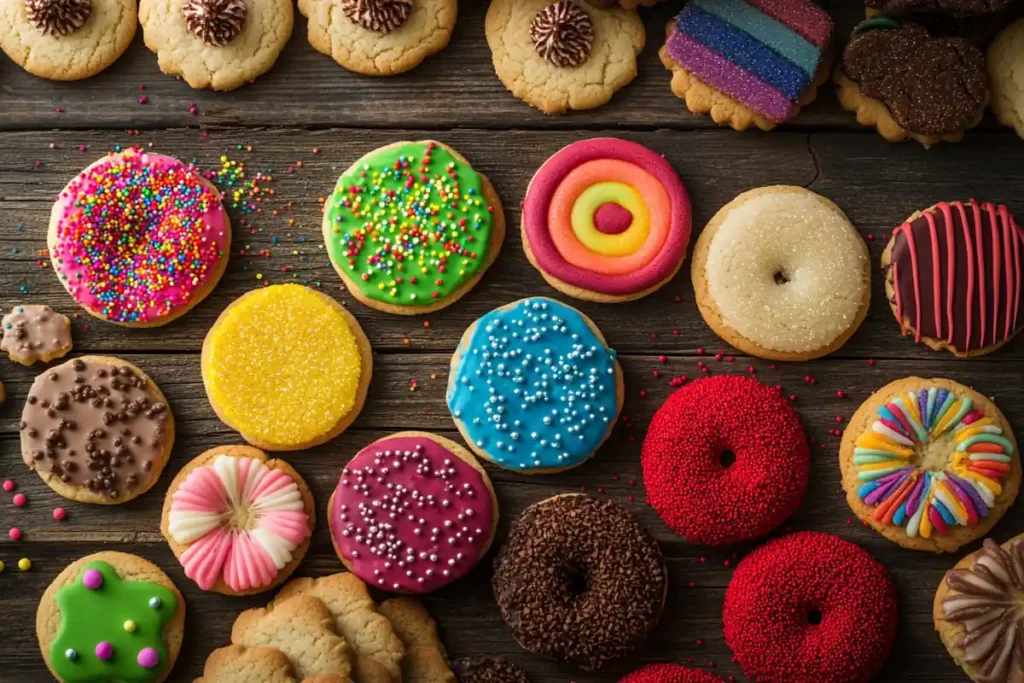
[182,0,247,47]
[341,0,413,33]
[25,0,91,36]
[530,1,595,68]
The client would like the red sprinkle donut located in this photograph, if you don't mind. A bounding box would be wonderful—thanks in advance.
[620,664,725,683]
[641,376,809,546]
[723,532,899,683]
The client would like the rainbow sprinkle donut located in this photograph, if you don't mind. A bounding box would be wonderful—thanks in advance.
[840,377,1021,553]
[48,149,231,327]
[522,139,691,303]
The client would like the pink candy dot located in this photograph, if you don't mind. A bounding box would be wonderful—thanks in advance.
[82,568,103,590]
[137,647,160,669]
[12,493,26,507]
[2,480,14,492]
[95,642,113,660]
[8,528,21,541]
[53,507,66,521]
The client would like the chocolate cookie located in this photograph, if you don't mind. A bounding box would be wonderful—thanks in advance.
[453,658,529,683]
[836,19,989,146]
[866,0,1014,14]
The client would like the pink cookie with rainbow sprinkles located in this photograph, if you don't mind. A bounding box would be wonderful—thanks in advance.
[329,431,498,594]
[660,0,834,131]
[48,149,231,327]
[522,138,691,303]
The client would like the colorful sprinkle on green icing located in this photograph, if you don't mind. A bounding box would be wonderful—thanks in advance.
[324,141,495,306]
[51,560,178,682]
[855,386,1015,539]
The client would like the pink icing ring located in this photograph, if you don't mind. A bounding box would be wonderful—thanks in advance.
[330,435,496,594]
[524,138,691,296]
[548,159,671,276]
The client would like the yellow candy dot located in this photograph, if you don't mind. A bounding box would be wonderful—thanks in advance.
[18,558,30,571]
[124,620,136,632]
[0,560,5,572]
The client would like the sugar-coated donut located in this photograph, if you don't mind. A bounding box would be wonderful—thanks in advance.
[202,283,372,451]
[161,445,315,595]
[840,376,1021,553]
[882,200,1024,357]
[522,138,691,303]
[620,664,725,683]
[447,297,624,474]
[642,375,810,546]
[724,532,899,683]
[328,431,499,594]
[322,140,505,315]
[692,186,870,361]
[49,149,230,327]
[492,494,666,671]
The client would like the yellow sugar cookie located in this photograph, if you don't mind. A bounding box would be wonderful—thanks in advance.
[202,284,373,451]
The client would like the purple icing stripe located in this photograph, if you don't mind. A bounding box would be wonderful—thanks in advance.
[746,0,833,48]
[666,31,796,123]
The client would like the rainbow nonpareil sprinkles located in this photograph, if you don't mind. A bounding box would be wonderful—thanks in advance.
[50,150,230,324]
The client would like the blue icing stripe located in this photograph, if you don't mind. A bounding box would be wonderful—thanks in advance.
[692,0,820,76]
[446,297,620,472]
[677,6,810,101]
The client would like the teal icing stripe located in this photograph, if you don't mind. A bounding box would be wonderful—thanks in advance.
[942,398,973,435]
[854,454,901,465]
[692,0,820,76]
[968,452,1012,463]
[854,448,906,458]
[958,434,1016,454]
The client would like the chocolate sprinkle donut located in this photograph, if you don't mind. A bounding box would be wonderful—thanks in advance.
[453,657,530,683]
[492,495,666,671]
[866,0,1014,15]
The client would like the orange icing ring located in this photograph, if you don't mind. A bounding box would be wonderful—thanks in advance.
[548,159,671,276]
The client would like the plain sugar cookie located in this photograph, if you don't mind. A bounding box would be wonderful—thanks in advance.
[692,186,870,361]
[988,19,1024,139]
[202,284,372,451]
[37,552,185,683]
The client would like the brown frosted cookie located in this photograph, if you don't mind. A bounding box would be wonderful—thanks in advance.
[21,356,174,505]
[378,598,455,683]
[299,0,457,76]
[837,18,990,146]
[882,200,1023,357]
[866,0,1014,14]
[934,534,1024,681]
[1,305,72,365]
[840,377,1021,553]
[486,0,645,114]
[37,551,185,683]
[453,657,529,683]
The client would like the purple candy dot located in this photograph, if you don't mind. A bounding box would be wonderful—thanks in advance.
[593,202,633,235]
[95,641,113,660]
[82,568,103,590]
[137,647,160,669]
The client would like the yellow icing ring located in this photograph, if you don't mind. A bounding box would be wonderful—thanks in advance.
[204,284,363,449]
[570,182,650,257]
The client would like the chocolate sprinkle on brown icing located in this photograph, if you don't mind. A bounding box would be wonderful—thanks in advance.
[341,0,413,33]
[182,0,247,47]
[843,23,989,136]
[20,357,170,501]
[866,0,1014,15]
[492,495,665,671]
[453,657,530,683]
[24,0,91,36]
[530,1,595,69]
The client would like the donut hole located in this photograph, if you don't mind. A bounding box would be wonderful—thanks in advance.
[565,564,589,598]
[773,270,790,286]
[806,607,823,626]
[718,449,737,469]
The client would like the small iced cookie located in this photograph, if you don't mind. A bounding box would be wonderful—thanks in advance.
[522,138,692,303]
[139,0,293,90]
[989,20,1024,139]
[1,305,72,365]
[37,552,185,683]
[692,186,870,361]
[485,0,645,114]
[323,141,505,315]
[299,0,456,76]
[660,0,834,131]
[447,297,623,473]
[378,598,456,683]
[453,657,530,683]
[161,445,314,595]
[329,431,498,594]
[202,284,372,451]
[867,0,1014,13]
[0,0,136,80]
[840,377,1021,553]
[21,356,174,504]
[882,200,1024,357]
[49,149,231,327]
[837,18,990,147]
[934,534,1024,682]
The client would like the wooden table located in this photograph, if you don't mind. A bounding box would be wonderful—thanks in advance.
[1,2,1021,681]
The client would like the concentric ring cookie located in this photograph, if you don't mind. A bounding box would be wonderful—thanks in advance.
[21,356,174,504]
[522,138,691,302]
[49,149,231,327]
[161,445,315,595]
[447,297,624,473]
[329,431,499,594]
[840,377,1021,553]
[37,551,185,683]
[202,284,372,451]
[323,141,505,315]
[882,200,1023,357]
[692,186,870,361]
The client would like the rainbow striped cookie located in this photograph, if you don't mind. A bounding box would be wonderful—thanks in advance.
[660,0,834,131]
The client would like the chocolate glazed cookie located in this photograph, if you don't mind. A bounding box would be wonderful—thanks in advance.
[492,494,666,671]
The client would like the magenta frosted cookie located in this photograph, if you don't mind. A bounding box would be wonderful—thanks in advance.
[48,149,231,327]
[329,431,498,594]
[521,138,691,303]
